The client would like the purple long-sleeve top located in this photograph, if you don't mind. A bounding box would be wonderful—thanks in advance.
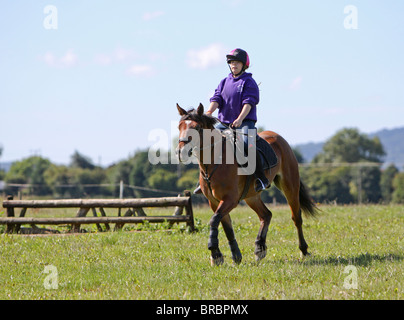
[210,72,259,124]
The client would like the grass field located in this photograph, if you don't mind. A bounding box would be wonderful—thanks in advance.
[0,203,403,300]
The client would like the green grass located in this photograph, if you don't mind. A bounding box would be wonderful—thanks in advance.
[0,204,403,299]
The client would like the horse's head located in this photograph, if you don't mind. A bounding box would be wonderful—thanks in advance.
[176,103,217,162]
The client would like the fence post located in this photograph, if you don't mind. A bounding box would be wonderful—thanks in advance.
[184,190,195,232]
[119,180,124,199]
[72,207,90,233]
[173,193,184,216]
[5,195,15,233]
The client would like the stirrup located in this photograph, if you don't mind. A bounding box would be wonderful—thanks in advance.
[193,185,202,194]
[254,178,270,192]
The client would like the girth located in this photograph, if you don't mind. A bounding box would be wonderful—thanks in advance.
[200,162,253,203]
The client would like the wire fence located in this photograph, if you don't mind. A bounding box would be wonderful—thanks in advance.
[1,162,400,204]
[1,181,181,198]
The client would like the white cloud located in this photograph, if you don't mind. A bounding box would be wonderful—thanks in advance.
[93,47,165,78]
[43,52,56,66]
[289,76,303,90]
[41,49,78,68]
[60,49,78,67]
[94,53,112,66]
[142,11,165,21]
[94,47,137,66]
[126,64,155,77]
[114,47,136,62]
[186,43,228,70]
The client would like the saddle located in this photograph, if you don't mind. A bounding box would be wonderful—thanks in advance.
[221,129,278,174]
[256,135,278,170]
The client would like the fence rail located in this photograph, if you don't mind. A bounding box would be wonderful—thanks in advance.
[1,191,194,234]
[1,181,181,195]
[2,197,190,208]
[0,216,191,225]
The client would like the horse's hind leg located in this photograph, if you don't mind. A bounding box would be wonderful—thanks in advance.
[245,195,272,262]
[221,214,242,264]
[276,176,309,256]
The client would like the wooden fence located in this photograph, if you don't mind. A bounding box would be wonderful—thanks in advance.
[0,191,194,234]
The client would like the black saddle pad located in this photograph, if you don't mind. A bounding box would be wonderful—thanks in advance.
[220,128,278,170]
[256,136,278,170]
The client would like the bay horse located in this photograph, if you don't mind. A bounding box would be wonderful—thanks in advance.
[176,103,318,265]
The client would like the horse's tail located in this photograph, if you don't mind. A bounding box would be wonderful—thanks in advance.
[299,179,319,218]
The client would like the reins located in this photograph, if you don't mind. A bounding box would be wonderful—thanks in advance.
[192,120,251,203]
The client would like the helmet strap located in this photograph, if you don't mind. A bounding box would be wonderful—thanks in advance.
[228,62,246,77]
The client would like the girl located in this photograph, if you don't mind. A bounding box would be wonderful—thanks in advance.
[196,48,270,193]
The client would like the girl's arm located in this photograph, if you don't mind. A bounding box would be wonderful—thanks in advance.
[232,104,251,128]
[206,101,219,115]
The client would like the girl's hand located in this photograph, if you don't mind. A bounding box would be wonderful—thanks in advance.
[232,118,242,128]
[232,104,251,128]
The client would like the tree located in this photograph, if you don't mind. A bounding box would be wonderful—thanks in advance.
[392,172,404,204]
[301,166,353,204]
[292,147,305,163]
[129,150,154,197]
[106,159,136,197]
[147,168,178,192]
[380,164,399,203]
[5,156,52,195]
[69,167,106,197]
[349,166,381,203]
[44,164,71,197]
[70,150,96,170]
[177,168,199,191]
[313,128,385,164]
[310,128,385,203]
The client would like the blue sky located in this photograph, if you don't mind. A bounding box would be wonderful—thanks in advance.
[1,0,403,166]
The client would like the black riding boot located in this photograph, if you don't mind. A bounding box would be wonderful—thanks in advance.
[254,154,270,192]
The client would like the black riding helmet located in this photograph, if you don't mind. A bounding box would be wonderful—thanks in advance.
[226,48,250,67]
[226,48,250,76]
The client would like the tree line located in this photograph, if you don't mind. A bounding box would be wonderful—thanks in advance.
[292,128,404,204]
[1,128,404,204]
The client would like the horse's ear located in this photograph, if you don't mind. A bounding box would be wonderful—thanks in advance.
[197,103,204,116]
[177,103,188,116]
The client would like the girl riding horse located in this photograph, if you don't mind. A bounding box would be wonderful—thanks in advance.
[177,103,319,266]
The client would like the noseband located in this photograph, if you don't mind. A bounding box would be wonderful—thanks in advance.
[178,136,192,144]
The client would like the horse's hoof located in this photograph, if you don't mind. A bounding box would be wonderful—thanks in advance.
[232,255,242,265]
[254,250,267,262]
[254,243,267,262]
[300,251,311,260]
[210,255,224,266]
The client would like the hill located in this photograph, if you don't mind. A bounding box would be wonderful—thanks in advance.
[294,126,404,169]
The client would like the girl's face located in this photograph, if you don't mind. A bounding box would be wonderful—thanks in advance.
[229,60,243,76]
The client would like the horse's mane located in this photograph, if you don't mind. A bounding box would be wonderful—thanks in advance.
[181,108,218,129]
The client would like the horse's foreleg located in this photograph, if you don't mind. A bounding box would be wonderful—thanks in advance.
[208,211,224,266]
[208,198,237,266]
[221,215,242,264]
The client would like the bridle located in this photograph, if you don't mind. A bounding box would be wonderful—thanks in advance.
[177,117,248,203]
